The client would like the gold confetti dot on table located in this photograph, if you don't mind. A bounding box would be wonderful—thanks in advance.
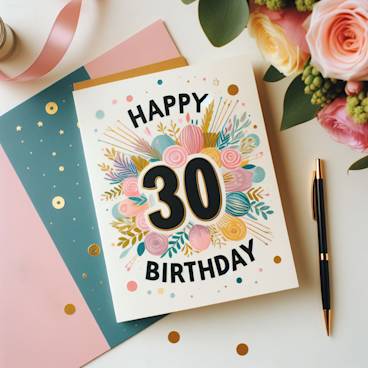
[274,256,282,264]
[45,101,58,115]
[228,84,239,96]
[37,121,43,127]
[64,304,76,315]
[88,243,101,256]
[236,343,249,356]
[52,196,65,209]
[16,125,22,132]
[82,272,88,279]
[168,331,180,344]
[157,288,165,295]
[59,165,65,172]
[59,129,64,135]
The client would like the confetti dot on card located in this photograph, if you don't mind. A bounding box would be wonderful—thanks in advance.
[52,196,65,209]
[157,79,163,85]
[170,292,175,298]
[112,99,117,104]
[228,84,239,96]
[59,165,64,172]
[274,256,282,264]
[88,243,101,256]
[158,288,165,295]
[127,281,138,292]
[64,304,76,315]
[236,343,249,356]
[147,290,152,295]
[168,331,180,344]
[236,277,243,284]
[259,267,263,272]
[126,95,133,102]
[45,101,58,115]
[95,110,105,119]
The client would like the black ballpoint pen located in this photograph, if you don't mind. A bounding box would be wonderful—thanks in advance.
[312,158,332,336]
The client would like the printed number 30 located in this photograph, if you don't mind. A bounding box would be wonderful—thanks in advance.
[142,157,222,230]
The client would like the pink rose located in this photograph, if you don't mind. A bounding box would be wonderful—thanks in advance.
[163,145,188,168]
[345,81,364,96]
[306,0,368,81]
[221,148,241,169]
[144,232,168,256]
[119,198,148,217]
[122,177,139,196]
[317,98,368,152]
[135,212,150,231]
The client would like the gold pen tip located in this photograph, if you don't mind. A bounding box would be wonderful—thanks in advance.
[323,309,331,336]
[316,158,323,179]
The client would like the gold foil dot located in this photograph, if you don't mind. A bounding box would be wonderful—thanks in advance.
[52,196,65,209]
[274,256,282,264]
[168,331,180,344]
[82,272,88,279]
[64,304,76,315]
[59,165,64,172]
[228,84,239,96]
[45,101,58,115]
[236,343,249,356]
[16,125,22,132]
[157,288,165,295]
[88,243,101,256]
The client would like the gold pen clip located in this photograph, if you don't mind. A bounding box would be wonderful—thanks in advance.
[311,170,317,220]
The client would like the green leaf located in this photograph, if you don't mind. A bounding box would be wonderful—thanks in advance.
[182,0,196,3]
[263,65,285,82]
[281,75,320,130]
[198,0,249,47]
[349,156,368,171]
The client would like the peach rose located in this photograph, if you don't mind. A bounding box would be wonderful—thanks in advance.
[317,97,368,152]
[306,0,368,81]
[248,10,309,76]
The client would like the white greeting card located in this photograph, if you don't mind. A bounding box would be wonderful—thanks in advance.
[73,56,298,322]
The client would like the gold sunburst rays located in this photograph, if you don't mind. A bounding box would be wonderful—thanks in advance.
[209,98,239,134]
[100,120,160,160]
[245,218,273,246]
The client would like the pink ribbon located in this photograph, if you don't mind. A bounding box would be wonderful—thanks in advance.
[0,0,82,82]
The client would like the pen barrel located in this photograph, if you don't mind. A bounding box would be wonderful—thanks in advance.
[315,179,328,253]
[320,259,330,310]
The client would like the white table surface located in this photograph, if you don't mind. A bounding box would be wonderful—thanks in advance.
[1,1,367,367]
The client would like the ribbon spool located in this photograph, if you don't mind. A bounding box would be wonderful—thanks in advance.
[0,0,82,82]
[0,17,15,61]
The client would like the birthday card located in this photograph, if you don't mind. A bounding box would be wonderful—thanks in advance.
[73,56,298,322]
